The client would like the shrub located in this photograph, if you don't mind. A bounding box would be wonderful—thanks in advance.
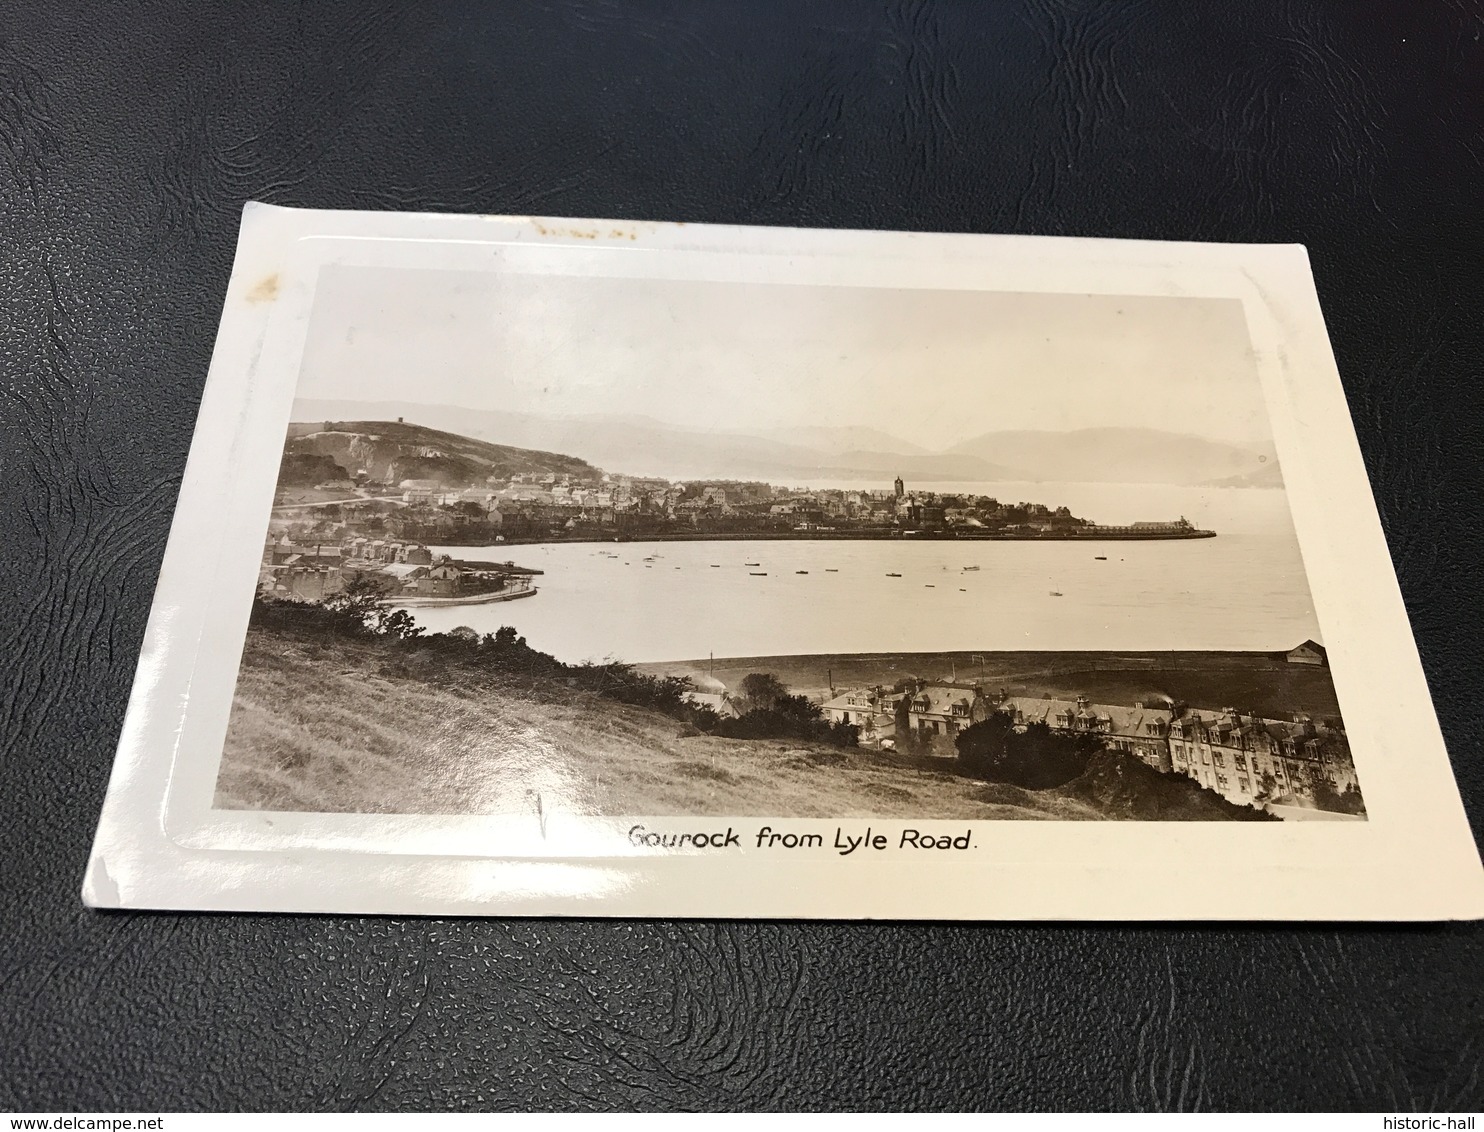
[955,713,1099,789]
[715,694,858,748]
[1063,749,1279,821]
[250,595,860,750]
[737,673,789,713]
[1311,777,1367,816]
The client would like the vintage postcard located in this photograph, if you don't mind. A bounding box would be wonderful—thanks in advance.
[85,205,1484,919]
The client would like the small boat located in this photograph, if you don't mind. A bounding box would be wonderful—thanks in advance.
[744,562,760,566]
[962,566,980,572]
[1094,556,1107,561]
[710,564,721,568]
[959,588,967,592]
[750,571,768,576]
[1049,591,1063,597]
[796,570,809,575]
[925,584,935,588]
[825,568,839,572]
[886,572,902,578]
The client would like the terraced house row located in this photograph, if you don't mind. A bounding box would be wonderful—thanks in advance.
[823,663,1359,817]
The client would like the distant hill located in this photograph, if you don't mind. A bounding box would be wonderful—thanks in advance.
[292,401,1279,488]
[280,419,599,488]
[1202,461,1285,489]
[950,427,1278,486]
[755,425,928,456]
[293,399,1022,483]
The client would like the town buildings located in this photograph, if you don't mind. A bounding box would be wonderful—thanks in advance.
[259,535,528,603]
[823,674,1358,817]
[1286,640,1327,666]
[1165,708,1355,809]
[822,686,905,749]
[998,695,1175,773]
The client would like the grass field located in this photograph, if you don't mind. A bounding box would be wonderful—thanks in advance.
[217,627,1120,818]
[640,649,1343,720]
[216,627,1264,820]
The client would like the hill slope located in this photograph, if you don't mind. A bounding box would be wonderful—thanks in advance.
[217,623,1109,819]
[281,418,600,488]
[1202,461,1285,489]
[217,621,1272,821]
[293,399,1023,483]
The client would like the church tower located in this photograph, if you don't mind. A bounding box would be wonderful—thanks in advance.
[893,475,904,499]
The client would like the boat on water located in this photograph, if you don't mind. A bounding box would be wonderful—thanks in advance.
[744,562,760,566]
[1050,591,1063,597]
[796,570,809,574]
[1094,556,1107,561]
[886,572,902,577]
[825,568,839,572]
[962,565,980,571]
[750,571,768,576]
[710,564,721,568]
[925,584,935,588]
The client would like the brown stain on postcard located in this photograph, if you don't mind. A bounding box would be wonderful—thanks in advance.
[246,273,280,303]
[529,219,637,241]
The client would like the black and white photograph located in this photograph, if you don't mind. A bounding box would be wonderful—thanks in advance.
[219,261,1364,824]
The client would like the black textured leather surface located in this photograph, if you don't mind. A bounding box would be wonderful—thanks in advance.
[2,0,1482,1112]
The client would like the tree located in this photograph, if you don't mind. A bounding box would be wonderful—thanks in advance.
[323,573,388,631]
[372,607,424,640]
[771,692,823,723]
[738,672,789,713]
[893,692,917,754]
[1257,769,1278,801]
[1311,775,1367,816]
[954,714,1099,789]
[488,625,526,650]
[955,711,1016,777]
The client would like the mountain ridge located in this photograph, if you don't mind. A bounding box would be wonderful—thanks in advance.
[950,426,1278,486]
[279,418,599,488]
[292,399,1278,487]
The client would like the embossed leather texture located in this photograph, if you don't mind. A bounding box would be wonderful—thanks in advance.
[1,0,1481,1112]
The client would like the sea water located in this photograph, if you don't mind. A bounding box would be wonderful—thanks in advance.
[408,482,1319,664]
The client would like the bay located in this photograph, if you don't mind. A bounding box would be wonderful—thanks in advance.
[409,482,1320,664]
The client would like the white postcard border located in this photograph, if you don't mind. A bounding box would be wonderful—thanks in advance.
[83,204,1484,920]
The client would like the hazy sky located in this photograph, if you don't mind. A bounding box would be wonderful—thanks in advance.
[296,265,1273,449]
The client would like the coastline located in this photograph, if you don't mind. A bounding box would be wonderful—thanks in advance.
[390,587,538,609]
[427,527,1217,548]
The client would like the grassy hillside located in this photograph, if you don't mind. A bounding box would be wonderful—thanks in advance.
[281,418,599,489]
[217,620,1272,821]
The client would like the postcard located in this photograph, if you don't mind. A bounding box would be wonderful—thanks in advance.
[84,204,1484,919]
